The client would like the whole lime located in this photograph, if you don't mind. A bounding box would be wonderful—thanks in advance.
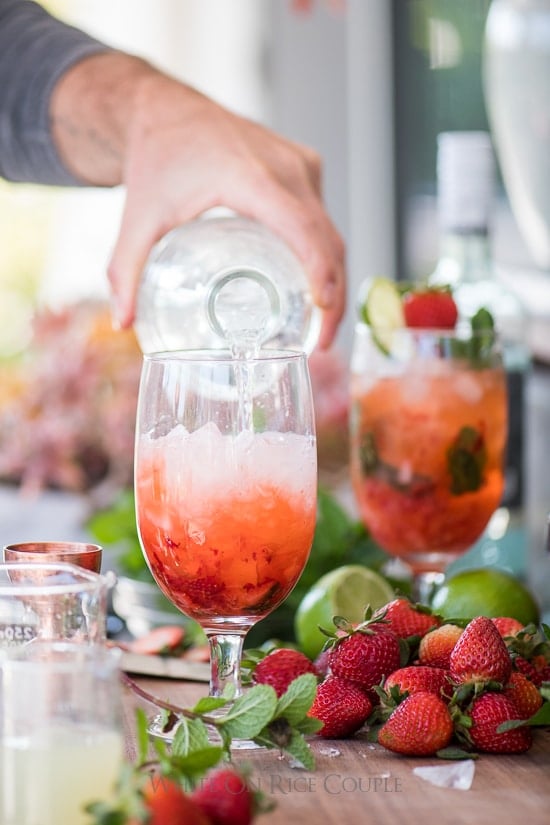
[430,568,540,625]
[294,564,394,659]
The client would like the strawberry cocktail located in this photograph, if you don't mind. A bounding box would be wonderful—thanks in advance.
[350,279,507,587]
[137,428,316,623]
[135,349,317,699]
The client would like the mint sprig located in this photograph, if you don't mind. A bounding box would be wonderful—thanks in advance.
[446,426,487,494]
[87,675,320,823]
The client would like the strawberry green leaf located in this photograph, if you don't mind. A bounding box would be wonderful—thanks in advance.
[498,701,550,731]
[436,746,478,760]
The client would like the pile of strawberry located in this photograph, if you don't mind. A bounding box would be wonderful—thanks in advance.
[253,598,550,758]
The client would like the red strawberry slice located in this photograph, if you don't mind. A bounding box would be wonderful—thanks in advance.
[403,289,458,329]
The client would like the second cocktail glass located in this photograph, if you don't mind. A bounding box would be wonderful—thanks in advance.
[350,324,508,600]
[134,349,317,699]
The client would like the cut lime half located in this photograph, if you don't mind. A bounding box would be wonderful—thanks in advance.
[361,277,405,355]
[294,564,395,659]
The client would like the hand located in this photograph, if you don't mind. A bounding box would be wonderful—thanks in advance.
[51,54,346,349]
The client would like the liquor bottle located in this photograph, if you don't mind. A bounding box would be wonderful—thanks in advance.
[429,131,531,572]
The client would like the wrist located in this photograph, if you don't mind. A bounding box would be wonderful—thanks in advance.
[50,51,156,186]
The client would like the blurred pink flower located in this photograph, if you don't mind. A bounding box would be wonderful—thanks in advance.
[0,301,141,494]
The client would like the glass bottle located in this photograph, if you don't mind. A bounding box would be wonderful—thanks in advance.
[429,131,531,574]
[134,212,321,357]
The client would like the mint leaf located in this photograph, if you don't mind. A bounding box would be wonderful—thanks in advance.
[358,430,433,494]
[283,731,316,771]
[295,716,324,734]
[192,696,231,715]
[218,684,278,739]
[447,426,487,494]
[170,747,225,774]
[135,708,150,766]
[274,674,318,726]
[172,716,210,756]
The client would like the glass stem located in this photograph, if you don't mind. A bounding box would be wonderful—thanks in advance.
[206,631,247,698]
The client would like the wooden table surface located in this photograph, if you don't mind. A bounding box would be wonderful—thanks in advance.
[122,675,550,825]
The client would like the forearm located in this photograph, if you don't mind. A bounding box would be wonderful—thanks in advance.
[49,51,158,187]
[0,0,111,185]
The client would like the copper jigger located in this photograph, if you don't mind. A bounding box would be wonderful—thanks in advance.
[3,542,102,573]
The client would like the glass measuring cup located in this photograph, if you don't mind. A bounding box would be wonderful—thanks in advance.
[0,561,114,651]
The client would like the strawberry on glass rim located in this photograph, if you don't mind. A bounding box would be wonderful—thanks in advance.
[360,277,460,343]
[402,286,458,330]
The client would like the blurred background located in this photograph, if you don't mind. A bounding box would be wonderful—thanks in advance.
[1,0,550,618]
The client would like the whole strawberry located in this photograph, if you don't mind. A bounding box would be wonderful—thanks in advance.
[192,767,254,825]
[419,623,463,669]
[252,648,318,697]
[503,671,543,720]
[378,692,453,756]
[140,777,210,825]
[403,288,458,330]
[374,598,440,640]
[328,618,402,698]
[450,616,512,685]
[384,665,450,700]
[491,616,525,639]
[309,675,372,738]
[467,692,532,754]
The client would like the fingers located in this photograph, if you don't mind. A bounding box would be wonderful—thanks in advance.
[108,94,346,347]
[107,203,166,328]
[230,176,346,350]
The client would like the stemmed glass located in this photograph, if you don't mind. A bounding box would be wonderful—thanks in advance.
[134,349,317,701]
[349,324,508,601]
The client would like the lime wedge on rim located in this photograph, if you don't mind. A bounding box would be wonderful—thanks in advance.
[294,564,395,659]
[361,277,405,354]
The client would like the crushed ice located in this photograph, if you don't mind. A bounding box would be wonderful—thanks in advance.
[412,760,475,790]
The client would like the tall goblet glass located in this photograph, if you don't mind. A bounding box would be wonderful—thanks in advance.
[349,324,508,601]
[134,349,317,700]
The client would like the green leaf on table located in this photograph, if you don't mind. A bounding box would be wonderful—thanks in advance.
[274,673,318,726]
[218,684,278,739]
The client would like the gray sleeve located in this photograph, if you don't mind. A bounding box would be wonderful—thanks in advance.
[0,0,112,185]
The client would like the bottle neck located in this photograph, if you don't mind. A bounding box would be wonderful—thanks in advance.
[433,228,492,287]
